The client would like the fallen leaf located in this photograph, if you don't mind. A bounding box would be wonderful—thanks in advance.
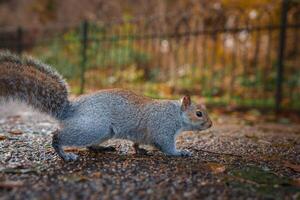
[0,181,23,189]
[283,161,300,173]
[291,178,300,188]
[245,134,259,142]
[0,134,7,141]
[205,162,226,174]
[63,175,89,182]
[272,143,294,148]
[92,172,102,178]
[244,115,259,122]
[8,130,23,135]
[229,166,290,187]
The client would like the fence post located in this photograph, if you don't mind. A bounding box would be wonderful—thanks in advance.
[16,26,23,55]
[275,0,289,112]
[79,20,89,94]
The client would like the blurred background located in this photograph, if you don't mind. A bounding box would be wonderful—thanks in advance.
[0,0,299,112]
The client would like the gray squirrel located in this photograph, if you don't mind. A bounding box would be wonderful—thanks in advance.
[0,51,212,161]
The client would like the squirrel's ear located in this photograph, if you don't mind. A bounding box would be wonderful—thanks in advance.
[199,104,206,110]
[181,95,191,111]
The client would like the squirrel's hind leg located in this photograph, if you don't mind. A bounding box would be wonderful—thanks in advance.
[52,130,79,162]
[52,123,114,161]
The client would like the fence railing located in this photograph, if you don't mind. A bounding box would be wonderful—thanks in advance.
[0,1,299,111]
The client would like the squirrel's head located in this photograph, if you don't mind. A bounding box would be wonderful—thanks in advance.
[180,95,212,131]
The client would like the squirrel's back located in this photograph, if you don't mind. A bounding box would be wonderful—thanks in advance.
[69,89,180,138]
[0,51,69,119]
[70,88,152,122]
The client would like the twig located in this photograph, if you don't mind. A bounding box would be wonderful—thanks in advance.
[225,175,261,187]
[196,148,243,158]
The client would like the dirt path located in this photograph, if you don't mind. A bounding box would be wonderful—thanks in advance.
[0,102,300,199]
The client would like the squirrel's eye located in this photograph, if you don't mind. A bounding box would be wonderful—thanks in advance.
[196,111,203,117]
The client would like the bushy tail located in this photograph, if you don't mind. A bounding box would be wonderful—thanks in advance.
[0,51,69,119]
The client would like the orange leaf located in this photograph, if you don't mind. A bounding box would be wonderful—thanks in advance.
[283,161,300,173]
[291,178,300,188]
[92,172,102,178]
[206,162,226,174]
[0,134,7,141]
[8,130,23,135]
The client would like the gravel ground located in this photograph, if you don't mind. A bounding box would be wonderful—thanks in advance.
[0,102,299,200]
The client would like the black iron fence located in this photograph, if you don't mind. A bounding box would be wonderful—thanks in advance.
[0,1,299,111]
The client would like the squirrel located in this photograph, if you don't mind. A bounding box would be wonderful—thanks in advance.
[0,51,212,161]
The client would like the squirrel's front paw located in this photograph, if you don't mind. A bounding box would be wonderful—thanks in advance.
[165,150,192,157]
[62,153,79,162]
[179,150,193,157]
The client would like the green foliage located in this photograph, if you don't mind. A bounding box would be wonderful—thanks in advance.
[27,20,299,111]
[88,44,150,68]
[31,24,150,81]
